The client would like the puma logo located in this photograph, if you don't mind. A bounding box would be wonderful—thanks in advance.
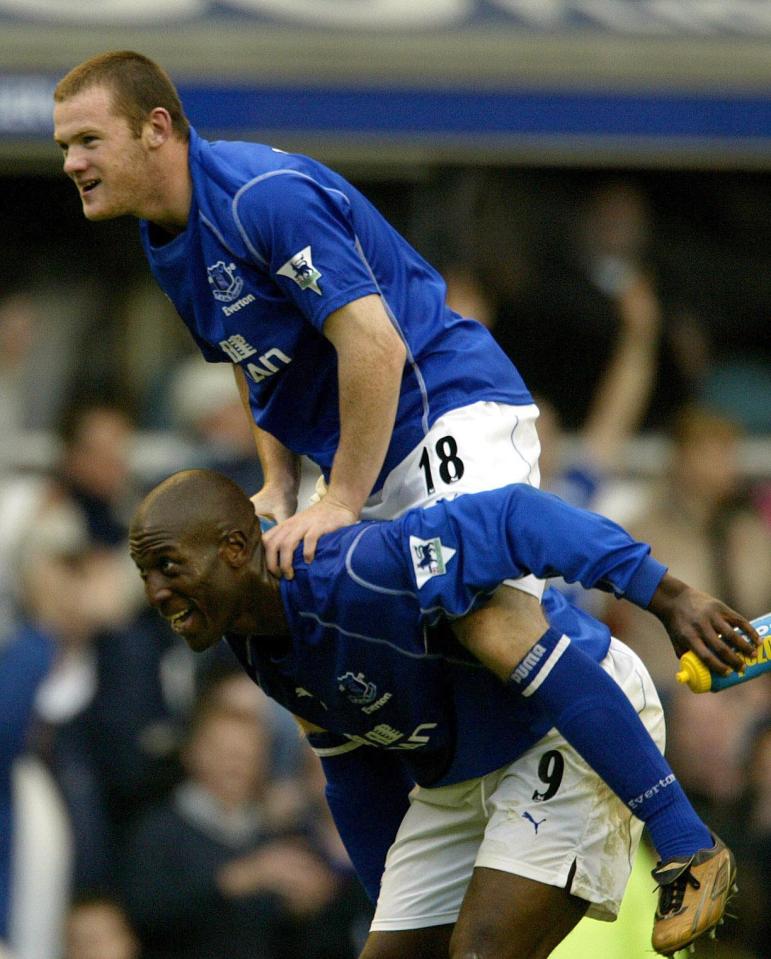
[522,811,547,834]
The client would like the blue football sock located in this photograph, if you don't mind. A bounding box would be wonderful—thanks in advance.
[507,627,712,862]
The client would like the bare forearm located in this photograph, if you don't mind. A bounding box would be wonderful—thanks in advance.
[583,330,657,466]
[583,275,661,469]
[327,349,403,513]
[324,295,406,514]
[252,424,300,494]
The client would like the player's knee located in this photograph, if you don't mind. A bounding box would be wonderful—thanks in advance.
[450,923,548,959]
[450,921,497,959]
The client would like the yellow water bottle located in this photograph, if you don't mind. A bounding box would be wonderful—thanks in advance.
[676,612,771,693]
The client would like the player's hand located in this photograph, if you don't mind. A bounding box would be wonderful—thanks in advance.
[648,573,760,675]
[249,485,298,525]
[262,496,358,579]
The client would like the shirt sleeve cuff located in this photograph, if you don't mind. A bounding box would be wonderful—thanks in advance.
[624,556,668,608]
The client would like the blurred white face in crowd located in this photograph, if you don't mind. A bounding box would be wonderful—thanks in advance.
[64,407,134,501]
[582,182,652,261]
[185,710,271,811]
[53,84,154,221]
[65,902,139,959]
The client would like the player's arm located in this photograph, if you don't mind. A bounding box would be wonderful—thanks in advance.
[306,731,413,903]
[263,294,406,578]
[324,294,406,519]
[409,484,760,673]
[233,364,301,522]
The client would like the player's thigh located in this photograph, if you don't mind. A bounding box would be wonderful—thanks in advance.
[450,866,588,959]
[359,925,453,959]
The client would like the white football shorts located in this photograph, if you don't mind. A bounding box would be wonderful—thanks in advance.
[370,638,666,931]
[313,400,544,598]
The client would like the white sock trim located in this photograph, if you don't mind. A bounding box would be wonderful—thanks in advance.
[521,634,572,698]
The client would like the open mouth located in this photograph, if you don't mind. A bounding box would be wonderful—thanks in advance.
[167,606,196,634]
[81,179,101,195]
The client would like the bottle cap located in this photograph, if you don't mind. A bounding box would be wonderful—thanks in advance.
[675,652,713,693]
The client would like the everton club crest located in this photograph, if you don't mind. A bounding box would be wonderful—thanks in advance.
[207,261,244,302]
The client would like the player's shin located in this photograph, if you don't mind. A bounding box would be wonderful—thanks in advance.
[505,627,711,862]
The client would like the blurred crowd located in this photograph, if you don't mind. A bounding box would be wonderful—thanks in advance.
[0,169,769,959]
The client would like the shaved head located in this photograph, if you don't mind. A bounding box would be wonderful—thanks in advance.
[131,469,257,545]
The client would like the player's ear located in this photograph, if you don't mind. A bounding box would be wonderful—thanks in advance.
[220,530,251,568]
[143,107,173,149]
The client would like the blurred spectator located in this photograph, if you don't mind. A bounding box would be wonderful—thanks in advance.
[0,294,37,442]
[1,390,145,650]
[44,396,148,640]
[185,664,373,955]
[538,268,663,608]
[6,411,248,904]
[47,608,187,887]
[19,499,116,894]
[662,675,768,838]
[2,498,90,959]
[609,404,771,697]
[120,701,349,959]
[64,892,141,959]
[493,178,706,430]
[536,268,662,503]
[285,749,374,958]
[194,661,306,783]
[168,356,264,495]
[31,609,186,894]
[0,286,95,446]
[0,550,54,953]
[55,397,138,550]
[446,224,662,494]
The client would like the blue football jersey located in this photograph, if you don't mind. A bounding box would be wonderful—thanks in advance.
[226,484,666,788]
[140,129,531,491]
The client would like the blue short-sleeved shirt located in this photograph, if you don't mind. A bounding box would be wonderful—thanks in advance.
[140,129,531,489]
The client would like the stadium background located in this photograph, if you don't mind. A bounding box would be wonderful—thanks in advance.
[0,3,769,958]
